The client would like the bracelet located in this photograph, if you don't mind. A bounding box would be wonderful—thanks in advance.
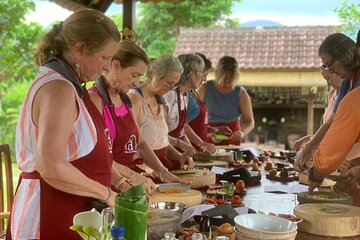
[114,177,127,190]
[100,186,112,203]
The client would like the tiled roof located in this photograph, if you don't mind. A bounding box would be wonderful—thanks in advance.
[175,26,341,70]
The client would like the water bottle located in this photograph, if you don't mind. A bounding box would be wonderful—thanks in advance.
[110,225,125,240]
[100,207,114,240]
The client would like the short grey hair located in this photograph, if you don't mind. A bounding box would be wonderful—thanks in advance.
[177,54,205,85]
[145,55,183,83]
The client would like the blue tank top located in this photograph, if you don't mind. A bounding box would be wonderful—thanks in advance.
[204,80,241,123]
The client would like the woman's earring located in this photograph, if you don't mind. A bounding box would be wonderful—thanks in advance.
[76,63,80,70]
[111,77,119,88]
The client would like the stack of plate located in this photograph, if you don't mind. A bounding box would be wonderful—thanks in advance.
[233,214,297,240]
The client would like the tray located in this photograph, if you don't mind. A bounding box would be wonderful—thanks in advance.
[219,167,261,184]
[266,172,299,182]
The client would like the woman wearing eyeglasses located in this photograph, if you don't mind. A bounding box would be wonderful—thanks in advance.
[295,32,360,206]
[197,56,255,146]
[163,54,216,157]
[128,56,194,171]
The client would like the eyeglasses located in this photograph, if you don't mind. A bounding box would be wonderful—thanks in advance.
[321,59,335,71]
[165,81,178,90]
[170,83,179,90]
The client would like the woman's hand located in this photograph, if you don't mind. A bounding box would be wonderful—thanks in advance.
[178,155,194,170]
[199,142,216,154]
[178,139,196,157]
[231,130,245,141]
[293,135,311,151]
[213,126,233,136]
[105,190,117,208]
[294,144,314,171]
[308,179,323,192]
[160,170,191,185]
[144,177,158,194]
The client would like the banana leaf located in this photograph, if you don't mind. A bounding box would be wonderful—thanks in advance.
[115,182,147,240]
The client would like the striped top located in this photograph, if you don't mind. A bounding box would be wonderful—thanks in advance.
[11,66,97,239]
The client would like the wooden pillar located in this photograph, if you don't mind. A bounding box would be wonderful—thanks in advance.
[307,92,314,135]
[123,0,136,30]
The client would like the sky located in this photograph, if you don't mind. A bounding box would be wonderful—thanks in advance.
[27,0,348,27]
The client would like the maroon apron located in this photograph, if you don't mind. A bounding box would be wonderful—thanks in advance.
[109,96,140,170]
[209,120,241,146]
[169,88,187,141]
[7,87,112,240]
[134,146,181,177]
[188,91,209,150]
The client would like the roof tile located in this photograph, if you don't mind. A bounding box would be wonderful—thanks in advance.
[175,26,340,69]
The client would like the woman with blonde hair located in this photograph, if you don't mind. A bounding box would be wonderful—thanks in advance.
[128,56,194,170]
[198,56,254,145]
[7,9,122,239]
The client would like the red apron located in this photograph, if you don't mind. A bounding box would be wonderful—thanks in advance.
[169,88,187,141]
[7,87,112,240]
[209,120,241,146]
[133,146,181,179]
[109,96,139,170]
[188,91,209,150]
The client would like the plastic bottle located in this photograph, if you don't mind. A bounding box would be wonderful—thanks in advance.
[110,225,125,240]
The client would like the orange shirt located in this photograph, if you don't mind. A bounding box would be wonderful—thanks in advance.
[313,87,360,174]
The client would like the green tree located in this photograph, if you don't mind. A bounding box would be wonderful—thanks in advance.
[335,0,360,35]
[0,0,44,154]
[109,13,123,30]
[136,0,241,57]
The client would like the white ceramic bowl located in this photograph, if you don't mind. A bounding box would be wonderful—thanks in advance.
[234,227,297,240]
[234,214,297,237]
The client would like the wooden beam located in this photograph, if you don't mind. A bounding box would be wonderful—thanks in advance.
[307,92,314,135]
[123,0,136,30]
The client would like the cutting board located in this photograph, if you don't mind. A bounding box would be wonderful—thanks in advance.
[147,208,180,240]
[194,160,228,169]
[294,203,360,237]
[151,189,202,207]
[193,152,233,162]
[299,171,336,188]
[172,169,216,188]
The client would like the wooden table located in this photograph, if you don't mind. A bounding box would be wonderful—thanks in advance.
[240,168,360,240]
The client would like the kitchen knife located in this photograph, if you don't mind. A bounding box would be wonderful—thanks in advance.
[157,183,191,193]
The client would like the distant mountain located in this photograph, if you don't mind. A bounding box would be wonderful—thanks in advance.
[240,20,283,28]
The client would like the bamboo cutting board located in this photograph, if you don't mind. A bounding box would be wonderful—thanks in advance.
[150,189,202,207]
[193,152,233,162]
[171,169,216,188]
[294,203,360,237]
[194,160,228,169]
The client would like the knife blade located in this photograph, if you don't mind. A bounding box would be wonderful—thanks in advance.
[157,183,191,193]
